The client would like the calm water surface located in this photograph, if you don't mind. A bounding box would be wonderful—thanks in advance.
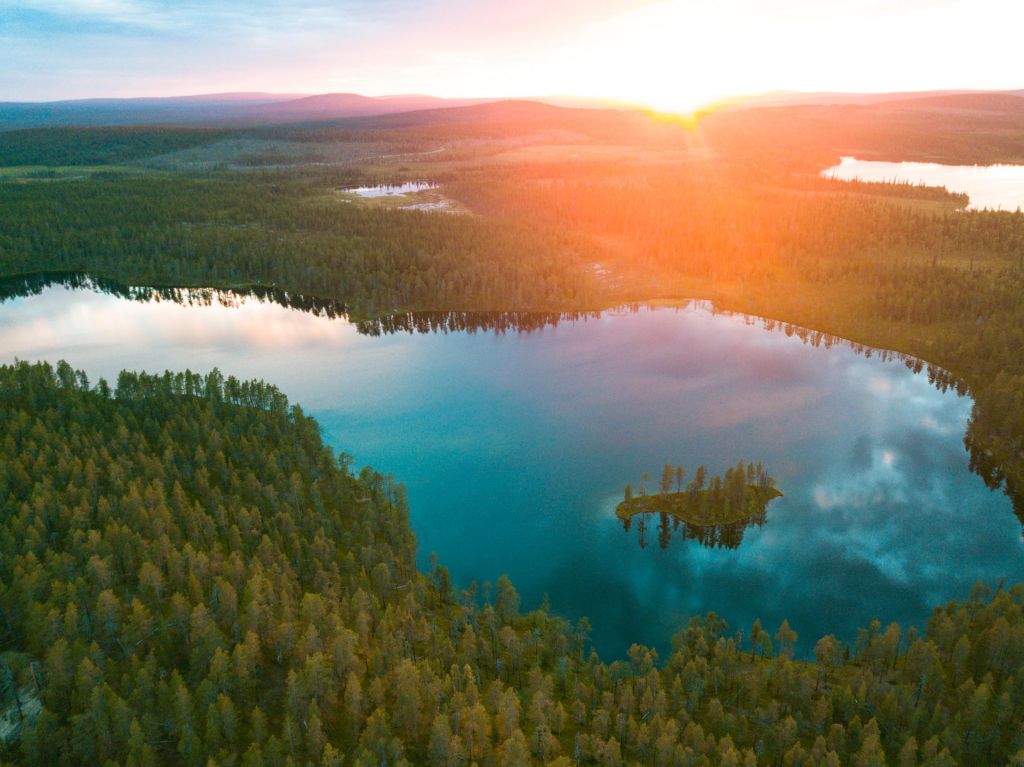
[823,156,1024,211]
[2,284,1020,657]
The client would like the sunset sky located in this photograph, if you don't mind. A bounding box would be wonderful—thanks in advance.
[2,0,1022,109]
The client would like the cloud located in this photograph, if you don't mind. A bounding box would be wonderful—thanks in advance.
[7,0,145,16]
[0,0,402,35]
[1,0,168,29]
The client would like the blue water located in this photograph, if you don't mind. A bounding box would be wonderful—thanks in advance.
[2,284,1020,658]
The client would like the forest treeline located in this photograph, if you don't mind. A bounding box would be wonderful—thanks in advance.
[0,127,231,167]
[0,174,604,316]
[1,361,1024,766]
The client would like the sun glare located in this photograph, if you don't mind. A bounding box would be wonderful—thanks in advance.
[489,0,1006,117]
[532,1,752,116]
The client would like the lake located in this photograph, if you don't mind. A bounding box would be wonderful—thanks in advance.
[2,280,1020,658]
[822,156,1024,211]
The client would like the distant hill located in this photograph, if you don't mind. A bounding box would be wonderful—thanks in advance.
[4,87,1024,137]
[255,93,493,119]
[0,92,497,130]
[344,99,582,128]
[0,91,659,139]
[87,92,307,104]
[0,88,975,131]
[875,92,1024,113]
[0,92,305,129]
[332,99,694,146]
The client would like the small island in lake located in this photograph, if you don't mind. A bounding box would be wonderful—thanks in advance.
[618,462,782,549]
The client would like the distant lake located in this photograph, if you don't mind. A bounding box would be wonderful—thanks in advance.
[2,280,1020,658]
[823,156,1024,211]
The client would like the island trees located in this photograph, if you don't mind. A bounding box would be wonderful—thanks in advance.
[617,461,781,549]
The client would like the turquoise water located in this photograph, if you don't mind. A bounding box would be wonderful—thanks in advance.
[2,282,1020,658]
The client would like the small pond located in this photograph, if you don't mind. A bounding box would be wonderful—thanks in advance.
[344,181,438,197]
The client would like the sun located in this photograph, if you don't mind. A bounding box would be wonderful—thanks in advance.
[625,83,733,117]
[540,1,745,117]
[428,1,751,118]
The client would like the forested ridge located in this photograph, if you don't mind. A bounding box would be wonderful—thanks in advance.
[1,361,1024,766]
